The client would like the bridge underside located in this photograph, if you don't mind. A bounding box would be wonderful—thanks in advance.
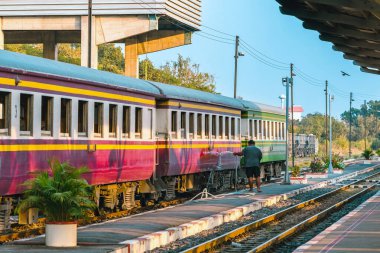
[0,15,193,78]
[276,0,380,75]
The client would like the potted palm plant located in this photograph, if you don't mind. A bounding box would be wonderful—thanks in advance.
[289,166,307,184]
[17,160,95,247]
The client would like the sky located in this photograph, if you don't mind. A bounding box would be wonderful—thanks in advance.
[144,0,380,118]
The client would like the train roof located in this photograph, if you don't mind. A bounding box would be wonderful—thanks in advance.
[0,50,285,116]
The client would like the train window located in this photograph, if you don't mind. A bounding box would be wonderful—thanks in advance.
[225,117,230,139]
[78,100,88,137]
[0,92,10,136]
[263,121,267,139]
[135,107,142,139]
[237,118,241,139]
[189,113,195,139]
[148,109,153,139]
[282,122,285,140]
[109,104,117,138]
[231,118,235,139]
[180,112,186,139]
[211,115,216,139]
[253,120,258,139]
[41,96,53,136]
[271,121,274,139]
[218,116,223,139]
[197,113,202,138]
[94,102,103,137]
[205,114,210,139]
[60,98,71,137]
[171,111,177,139]
[20,94,33,136]
[249,119,253,139]
[258,120,262,139]
[122,106,130,138]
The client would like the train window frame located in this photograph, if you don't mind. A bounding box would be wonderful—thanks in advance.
[20,93,33,136]
[122,106,130,138]
[180,111,186,139]
[189,113,195,139]
[0,91,10,136]
[218,116,223,139]
[78,100,88,137]
[197,113,202,139]
[60,98,72,137]
[135,107,143,139]
[148,108,153,139]
[171,111,177,139]
[94,102,103,138]
[231,118,235,140]
[41,96,53,137]
[109,104,117,138]
[211,115,216,139]
[225,117,230,139]
[205,114,210,139]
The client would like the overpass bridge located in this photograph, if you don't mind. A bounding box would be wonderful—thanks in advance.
[0,0,201,77]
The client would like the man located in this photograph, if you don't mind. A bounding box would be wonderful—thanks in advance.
[234,140,262,192]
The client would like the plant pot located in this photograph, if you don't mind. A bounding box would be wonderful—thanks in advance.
[305,173,328,179]
[45,221,77,247]
[290,176,308,184]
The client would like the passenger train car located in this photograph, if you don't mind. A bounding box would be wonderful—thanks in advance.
[0,50,286,227]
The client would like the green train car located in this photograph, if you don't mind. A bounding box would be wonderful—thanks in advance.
[240,101,286,181]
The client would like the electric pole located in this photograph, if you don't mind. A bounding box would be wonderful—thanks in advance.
[349,92,353,158]
[364,100,367,150]
[234,36,240,99]
[290,63,295,167]
[88,0,93,68]
[324,81,328,156]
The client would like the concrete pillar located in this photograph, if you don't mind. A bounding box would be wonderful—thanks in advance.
[81,16,98,69]
[125,37,139,78]
[42,31,58,60]
[0,18,4,50]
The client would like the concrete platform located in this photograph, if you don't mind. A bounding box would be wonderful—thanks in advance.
[295,188,380,253]
[0,163,378,253]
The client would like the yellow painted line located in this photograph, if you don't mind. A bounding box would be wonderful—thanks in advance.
[0,143,241,152]
[0,77,155,106]
[160,101,240,115]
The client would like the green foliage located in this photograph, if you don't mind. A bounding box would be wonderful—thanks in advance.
[371,139,380,150]
[289,166,301,177]
[362,149,374,160]
[323,153,345,170]
[139,55,217,93]
[98,44,125,74]
[376,149,380,156]
[58,44,81,66]
[17,160,95,222]
[5,44,43,57]
[310,156,326,173]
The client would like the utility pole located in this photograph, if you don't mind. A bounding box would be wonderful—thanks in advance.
[282,77,291,184]
[328,94,334,174]
[290,63,295,167]
[234,36,240,99]
[88,0,93,68]
[324,81,328,156]
[349,92,353,158]
[364,100,367,150]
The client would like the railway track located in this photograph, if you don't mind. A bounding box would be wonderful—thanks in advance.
[179,170,380,253]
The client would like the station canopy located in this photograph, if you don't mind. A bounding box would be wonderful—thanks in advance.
[276,0,380,75]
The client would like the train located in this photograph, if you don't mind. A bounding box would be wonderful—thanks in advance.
[289,134,318,158]
[0,50,289,228]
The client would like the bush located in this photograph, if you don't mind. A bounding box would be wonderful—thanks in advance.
[371,139,380,150]
[17,160,96,222]
[324,153,345,170]
[376,149,380,157]
[310,157,326,173]
[290,166,301,177]
[362,149,374,160]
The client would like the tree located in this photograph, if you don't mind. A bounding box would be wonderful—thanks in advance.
[139,55,217,93]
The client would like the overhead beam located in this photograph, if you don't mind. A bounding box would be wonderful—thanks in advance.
[353,60,380,70]
[333,44,380,58]
[361,66,380,74]
[4,31,80,44]
[303,21,380,41]
[320,34,380,50]
[280,6,380,29]
[343,53,380,65]
[284,0,380,11]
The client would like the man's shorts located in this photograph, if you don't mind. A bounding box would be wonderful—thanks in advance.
[246,166,260,178]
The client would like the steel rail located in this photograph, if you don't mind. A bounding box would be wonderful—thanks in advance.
[181,169,380,253]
